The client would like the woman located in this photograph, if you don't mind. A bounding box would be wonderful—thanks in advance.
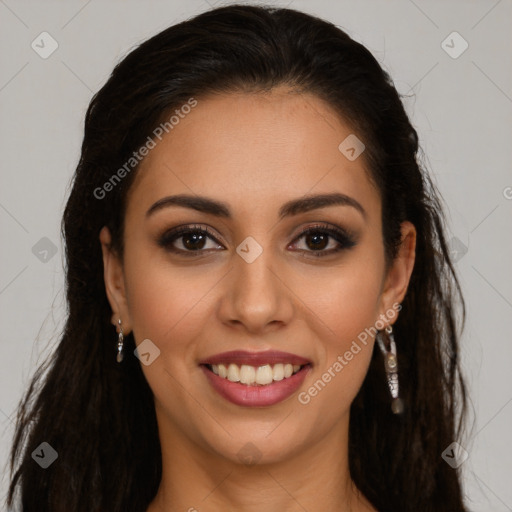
[7,4,470,511]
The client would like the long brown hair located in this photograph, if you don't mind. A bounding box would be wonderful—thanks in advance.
[7,4,470,511]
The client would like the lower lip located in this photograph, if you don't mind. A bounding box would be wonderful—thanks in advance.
[201,365,311,407]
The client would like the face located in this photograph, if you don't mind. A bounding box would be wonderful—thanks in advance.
[100,87,415,466]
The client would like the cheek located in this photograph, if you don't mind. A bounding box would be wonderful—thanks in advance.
[294,257,384,416]
[300,255,384,344]
[122,256,219,423]
[124,255,216,353]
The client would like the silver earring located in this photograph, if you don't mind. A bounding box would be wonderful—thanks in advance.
[116,318,124,363]
[376,325,404,414]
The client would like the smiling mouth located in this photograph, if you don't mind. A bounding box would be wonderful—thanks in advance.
[203,363,310,386]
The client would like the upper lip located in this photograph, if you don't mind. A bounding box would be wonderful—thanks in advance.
[199,350,311,367]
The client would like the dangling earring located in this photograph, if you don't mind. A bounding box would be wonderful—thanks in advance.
[116,318,124,363]
[376,325,404,414]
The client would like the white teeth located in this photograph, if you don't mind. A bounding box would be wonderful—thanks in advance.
[218,364,227,378]
[273,363,284,381]
[239,365,256,384]
[209,362,305,385]
[255,364,274,385]
[227,363,240,382]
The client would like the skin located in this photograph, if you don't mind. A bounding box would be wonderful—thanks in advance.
[100,86,416,512]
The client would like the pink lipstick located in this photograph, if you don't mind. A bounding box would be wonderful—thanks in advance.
[199,350,312,407]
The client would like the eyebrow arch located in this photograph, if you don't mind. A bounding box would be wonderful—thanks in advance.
[146,192,367,221]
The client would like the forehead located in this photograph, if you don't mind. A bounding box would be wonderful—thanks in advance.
[126,88,380,222]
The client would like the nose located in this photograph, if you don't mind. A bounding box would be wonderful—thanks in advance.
[217,242,294,335]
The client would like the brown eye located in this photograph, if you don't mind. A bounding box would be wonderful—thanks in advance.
[180,231,208,250]
[291,224,357,257]
[303,232,330,251]
[158,225,224,255]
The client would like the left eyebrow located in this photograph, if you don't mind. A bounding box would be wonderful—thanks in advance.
[278,192,367,221]
[146,192,367,221]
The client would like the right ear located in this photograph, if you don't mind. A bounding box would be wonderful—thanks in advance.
[99,226,132,334]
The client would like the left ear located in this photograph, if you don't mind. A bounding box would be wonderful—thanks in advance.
[378,221,416,319]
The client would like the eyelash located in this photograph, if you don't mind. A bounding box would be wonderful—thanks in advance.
[157,223,356,258]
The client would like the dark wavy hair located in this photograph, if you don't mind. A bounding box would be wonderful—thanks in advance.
[7,4,470,511]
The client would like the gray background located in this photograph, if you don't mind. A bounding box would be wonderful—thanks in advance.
[1,0,511,510]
